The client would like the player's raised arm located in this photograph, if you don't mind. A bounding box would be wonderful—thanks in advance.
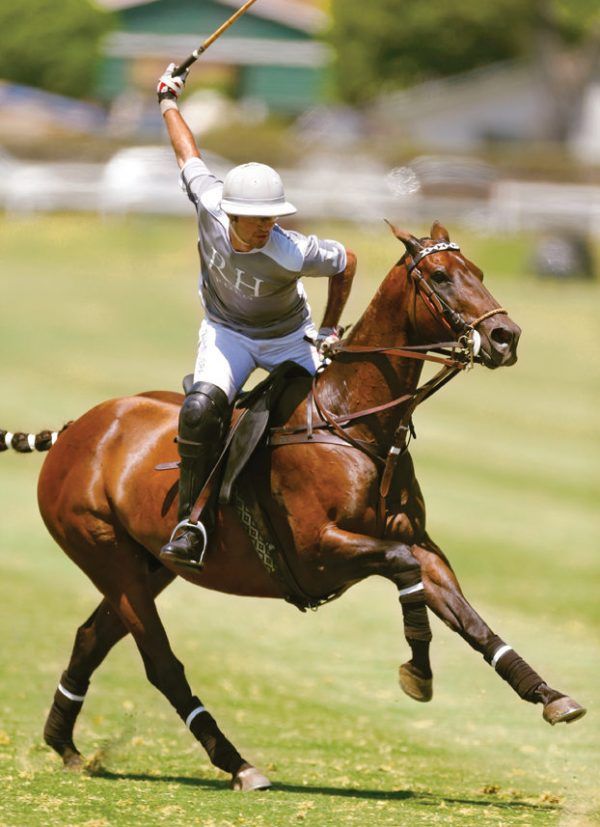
[157,63,200,169]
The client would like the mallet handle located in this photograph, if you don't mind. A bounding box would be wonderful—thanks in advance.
[173,0,260,76]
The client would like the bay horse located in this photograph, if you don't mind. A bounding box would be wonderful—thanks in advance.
[4,221,585,791]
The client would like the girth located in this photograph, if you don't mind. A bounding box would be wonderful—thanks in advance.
[233,477,346,613]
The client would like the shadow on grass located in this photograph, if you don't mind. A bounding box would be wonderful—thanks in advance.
[87,767,558,811]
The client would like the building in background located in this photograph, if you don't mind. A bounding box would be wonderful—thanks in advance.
[372,60,600,164]
[97,0,331,115]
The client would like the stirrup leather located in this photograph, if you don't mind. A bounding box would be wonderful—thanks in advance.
[167,518,208,566]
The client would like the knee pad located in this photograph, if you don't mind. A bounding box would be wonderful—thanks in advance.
[179,382,231,444]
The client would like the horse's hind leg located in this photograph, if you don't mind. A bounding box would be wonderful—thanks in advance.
[44,565,175,768]
[413,536,586,725]
[97,554,270,790]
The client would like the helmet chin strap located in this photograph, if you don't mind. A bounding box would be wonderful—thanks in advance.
[228,220,252,250]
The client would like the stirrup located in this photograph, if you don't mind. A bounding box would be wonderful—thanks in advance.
[166,519,208,567]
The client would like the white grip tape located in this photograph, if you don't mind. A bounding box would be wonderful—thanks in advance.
[4,432,13,449]
[58,682,86,703]
[27,433,36,451]
[491,644,513,669]
[398,581,425,598]
[185,705,206,729]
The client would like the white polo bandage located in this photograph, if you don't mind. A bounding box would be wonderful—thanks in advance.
[27,433,36,451]
[58,683,86,703]
[398,581,425,598]
[4,432,13,449]
[185,705,206,729]
[491,644,513,669]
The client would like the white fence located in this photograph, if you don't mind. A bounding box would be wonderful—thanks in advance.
[1,148,599,236]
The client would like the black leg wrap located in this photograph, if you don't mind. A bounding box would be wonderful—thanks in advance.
[43,671,89,752]
[183,697,245,776]
[494,651,544,703]
[400,598,432,642]
[483,637,543,703]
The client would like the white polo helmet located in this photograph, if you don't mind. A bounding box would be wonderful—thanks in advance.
[220,162,297,217]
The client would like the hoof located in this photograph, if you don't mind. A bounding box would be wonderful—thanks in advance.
[543,697,587,726]
[399,663,433,703]
[63,750,85,771]
[53,744,85,771]
[231,765,272,792]
[45,737,85,771]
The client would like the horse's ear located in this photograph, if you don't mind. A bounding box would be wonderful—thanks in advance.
[384,219,423,256]
[430,220,450,242]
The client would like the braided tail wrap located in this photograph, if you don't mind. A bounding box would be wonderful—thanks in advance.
[0,423,72,453]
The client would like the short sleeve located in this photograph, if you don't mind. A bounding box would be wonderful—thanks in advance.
[180,157,221,210]
[299,235,347,278]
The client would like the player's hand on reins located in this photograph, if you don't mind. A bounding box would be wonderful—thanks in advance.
[307,326,344,360]
[157,62,189,103]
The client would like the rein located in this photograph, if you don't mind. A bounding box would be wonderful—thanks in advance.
[272,240,511,537]
[270,344,464,537]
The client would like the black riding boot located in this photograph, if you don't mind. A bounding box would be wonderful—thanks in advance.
[160,381,230,568]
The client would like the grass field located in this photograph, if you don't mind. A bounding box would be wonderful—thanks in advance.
[0,214,599,827]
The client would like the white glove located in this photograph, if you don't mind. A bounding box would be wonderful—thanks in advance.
[315,326,342,357]
[157,62,188,102]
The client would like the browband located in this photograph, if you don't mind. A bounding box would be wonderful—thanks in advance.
[408,241,460,273]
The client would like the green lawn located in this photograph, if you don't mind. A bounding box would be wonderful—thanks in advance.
[0,214,598,827]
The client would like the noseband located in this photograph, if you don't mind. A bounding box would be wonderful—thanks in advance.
[407,241,508,338]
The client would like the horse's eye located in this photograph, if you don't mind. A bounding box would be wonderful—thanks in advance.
[431,270,449,285]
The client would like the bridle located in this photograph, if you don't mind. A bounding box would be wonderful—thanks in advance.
[271,238,512,536]
[406,240,507,353]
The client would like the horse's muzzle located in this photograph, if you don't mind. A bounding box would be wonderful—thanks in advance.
[480,317,521,369]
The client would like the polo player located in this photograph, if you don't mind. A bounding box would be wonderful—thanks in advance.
[156,63,357,568]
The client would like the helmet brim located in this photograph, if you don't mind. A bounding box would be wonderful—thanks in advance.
[220,198,297,217]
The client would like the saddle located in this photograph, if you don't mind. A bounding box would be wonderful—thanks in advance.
[223,361,312,504]
[180,361,312,506]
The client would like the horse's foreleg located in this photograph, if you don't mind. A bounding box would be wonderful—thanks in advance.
[44,565,175,768]
[319,525,433,695]
[414,536,586,725]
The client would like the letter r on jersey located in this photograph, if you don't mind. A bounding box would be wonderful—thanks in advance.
[208,247,228,281]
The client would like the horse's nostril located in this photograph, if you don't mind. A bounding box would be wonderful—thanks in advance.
[491,327,513,347]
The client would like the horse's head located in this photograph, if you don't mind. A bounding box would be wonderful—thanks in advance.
[387,220,521,369]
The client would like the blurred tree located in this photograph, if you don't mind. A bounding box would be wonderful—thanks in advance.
[328,0,599,113]
[0,0,113,99]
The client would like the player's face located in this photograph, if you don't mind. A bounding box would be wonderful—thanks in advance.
[231,215,277,249]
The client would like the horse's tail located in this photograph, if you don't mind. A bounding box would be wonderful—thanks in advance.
[1,423,72,453]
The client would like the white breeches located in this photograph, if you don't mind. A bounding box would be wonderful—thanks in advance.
[193,319,321,402]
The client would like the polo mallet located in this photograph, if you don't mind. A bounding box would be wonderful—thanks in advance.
[172,0,261,77]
